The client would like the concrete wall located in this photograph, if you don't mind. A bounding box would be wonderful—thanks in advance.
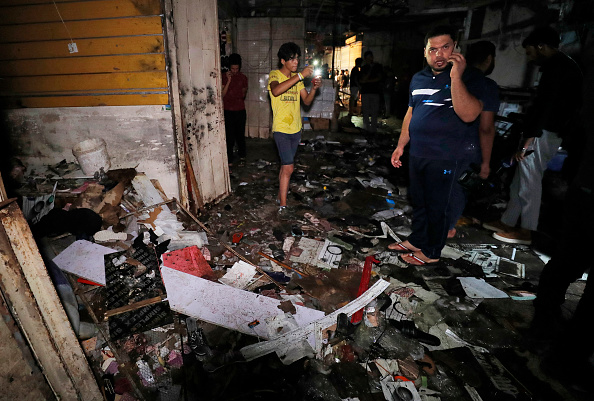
[235,17,305,139]
[2,105,179,198]
[480,4,536,88]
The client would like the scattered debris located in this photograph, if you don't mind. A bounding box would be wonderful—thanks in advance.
[16,132,565,400]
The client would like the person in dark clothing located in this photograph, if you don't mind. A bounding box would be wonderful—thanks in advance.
[484,26,583,245]
[389,25,486,265]
[359,51,383,133]
[530,38,593,395]
[447,41,500,238]
[382,65,396,118]
[222,53,248,165]
[349,58,362,116]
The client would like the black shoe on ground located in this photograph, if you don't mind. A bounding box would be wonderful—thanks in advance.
[388,319,441,346]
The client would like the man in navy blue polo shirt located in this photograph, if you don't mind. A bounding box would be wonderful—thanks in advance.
[388,25,486,265]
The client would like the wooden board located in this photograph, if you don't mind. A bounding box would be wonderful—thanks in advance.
[0,16,163,43]
[0,54,165,77]
[0,0,161,25]
[0,201,102,400]
[0,36,164,61]
[1,0,86,5]
[1,0,169,108]
[1,93,167,108]
[175,0,230,203]
[1,71,167,92]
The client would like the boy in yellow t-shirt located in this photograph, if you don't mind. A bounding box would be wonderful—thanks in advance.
[268,42,321,215]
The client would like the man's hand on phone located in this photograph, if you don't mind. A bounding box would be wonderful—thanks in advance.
[448,51,467,79]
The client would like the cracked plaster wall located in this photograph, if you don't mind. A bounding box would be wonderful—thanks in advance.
[2,105,179,198]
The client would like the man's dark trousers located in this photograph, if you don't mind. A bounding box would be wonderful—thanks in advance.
[224,109,247,161]
[407,156,462,259]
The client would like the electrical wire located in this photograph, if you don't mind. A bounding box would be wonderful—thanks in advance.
[52,0,76,47]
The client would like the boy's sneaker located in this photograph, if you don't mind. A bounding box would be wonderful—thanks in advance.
[492,229,532,245]
[482,220,511,232]
[278,206,291,220]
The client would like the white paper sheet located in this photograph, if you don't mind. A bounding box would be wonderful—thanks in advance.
[52,240,116,285]
[457,277,509,299]
[218,261,257,289]
[318,239,343,268]
[290,237,342,269]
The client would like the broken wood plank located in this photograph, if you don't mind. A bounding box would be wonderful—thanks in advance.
[103,295,167,320]
[0,200,102,400]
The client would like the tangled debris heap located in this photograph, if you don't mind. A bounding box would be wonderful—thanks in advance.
[21,133,583,401]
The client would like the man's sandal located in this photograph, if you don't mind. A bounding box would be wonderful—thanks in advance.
[399,252,440,266]
[388,242,418,253]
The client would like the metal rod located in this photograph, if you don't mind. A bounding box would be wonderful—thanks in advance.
[257,252,309,277]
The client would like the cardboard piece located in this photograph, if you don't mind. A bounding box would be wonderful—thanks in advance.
[318,239,343,268]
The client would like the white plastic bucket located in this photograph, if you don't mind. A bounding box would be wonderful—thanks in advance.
[72,138,110,175]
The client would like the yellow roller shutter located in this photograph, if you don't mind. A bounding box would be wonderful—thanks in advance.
[0,0,169,108]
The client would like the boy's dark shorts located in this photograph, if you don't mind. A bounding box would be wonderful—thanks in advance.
[273,131,301,165]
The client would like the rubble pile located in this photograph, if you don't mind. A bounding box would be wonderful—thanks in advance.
[15,133,583,401]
